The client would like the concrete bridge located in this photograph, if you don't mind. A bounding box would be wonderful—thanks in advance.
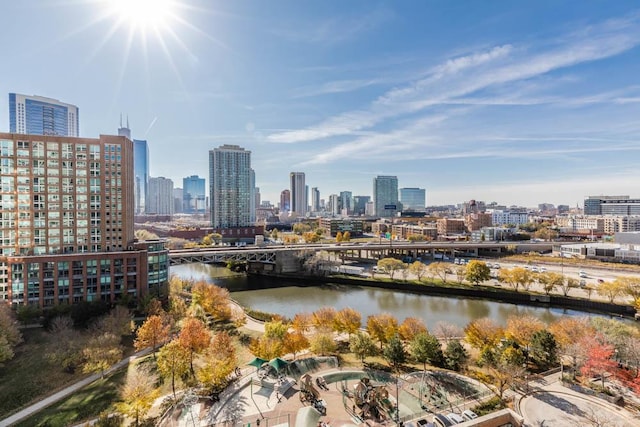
[169,241,553,273]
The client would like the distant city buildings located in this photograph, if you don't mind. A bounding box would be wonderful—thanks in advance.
[584,195,640,215]
[118,118,149,215]
[399,187,426,212]
[290,172,306,216]
[9,93,79,137]
[183,175,206,214]
[373,175,399,218]
[280,189,291,212]
[148,177,174,215]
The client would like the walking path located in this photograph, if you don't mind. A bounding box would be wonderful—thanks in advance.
[0,348,152,427]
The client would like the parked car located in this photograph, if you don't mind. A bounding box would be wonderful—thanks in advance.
[462,410,478,421]
[432,414,453,427]
[446,413,465,424]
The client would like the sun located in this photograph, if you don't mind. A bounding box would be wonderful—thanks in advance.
[109,0,176,29]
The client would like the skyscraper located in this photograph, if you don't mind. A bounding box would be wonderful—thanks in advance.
[290,172,306,216]
[148,177,174,215]
[280,189,291,212]
[340,191,353,215]
[183,175,206,214]
[9,93,79,137]
[209,145,252,229]
[399,187,426,212]
[117,117,149,215]
[373,175,399,217]
[0,133,169,307]
[311,187,320,212]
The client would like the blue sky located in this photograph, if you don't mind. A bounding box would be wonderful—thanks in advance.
[2,0,640,208]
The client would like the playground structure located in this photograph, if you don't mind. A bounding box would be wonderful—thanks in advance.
[299,374,327,415]
[346,377,396,422]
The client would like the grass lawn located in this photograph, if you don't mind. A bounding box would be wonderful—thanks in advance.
[14,368,127,427]
[0,328,86,418]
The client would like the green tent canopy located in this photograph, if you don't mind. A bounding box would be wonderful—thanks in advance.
[269,357,289,372]
[247,357,268,368]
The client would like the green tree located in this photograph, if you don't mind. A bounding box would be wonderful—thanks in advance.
[410,332,443,370]
[444,340,468,371]
[310,332,336,356]
[350,331,377,363]
[83,332,123,377]
[529,330,558,370]
[293,223,312,235]
[383,334,406,372]
[0,336,14,366]
[465,260,491,285]
[157,340,190,398]
[45,316,85,373]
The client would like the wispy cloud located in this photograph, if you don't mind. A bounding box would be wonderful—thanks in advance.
[268,13,640,145]
[291,78,384,99]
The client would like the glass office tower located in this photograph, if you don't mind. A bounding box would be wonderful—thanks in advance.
[9,93,79,137]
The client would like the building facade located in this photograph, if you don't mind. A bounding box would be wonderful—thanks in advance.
[311,187,320,213]
[132,139,149,215]
[584,195,640,216]
[9,93,79,137]
[209,144,252,229]
[148,177,174,215]
[183,175,206,214]
[279,189,291,212]
[0,133,168,307]
[373,175,399,218]
[491,210,530,226]
[318,218,364,237]
[399,187,426,212]
[290,172,306,216]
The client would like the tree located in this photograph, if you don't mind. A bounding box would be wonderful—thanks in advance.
[464,318,503,350]
[377,258,405,279]
[334,307,362,339]
[408,261,427,281]
[428,262,450,283]
[597,281,624,303]
[504,315,545,349]
[83,332,123,377]
[454,265,466,284]
[190,281,232,323]
[45,316,85,373]
[335,231,343,242]
[410,332,443,370]
[560,277,579,297]
[293,223,312,235]
[0,303,23,353]
[489,360,526,399]
[619,276,640,301]
[284,331,310,359]
[312,307,337,333]
[465,260,491,285]
[366,313,399,349]
[211,331,236,361]
[292,312,313,333]
[342,231,351,241]
[310,332,336,356]
[398,317,427,342]
[0,336,14,366]
[538,272,564,295]
[134,315,170,359]
[383,334,406,372]
[529,330,558,370]
[580,336,617,389]
[434,321,463,344]
[444,340,468,371]
[303,231,322,243]
[178,317,211,375]
[116,364,159,427]
[157,340,190,398]
[350,331,377,363]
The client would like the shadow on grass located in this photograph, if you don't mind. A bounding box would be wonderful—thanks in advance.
[14,369,127,427]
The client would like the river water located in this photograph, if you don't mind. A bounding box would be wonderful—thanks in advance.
[171,263,617,328]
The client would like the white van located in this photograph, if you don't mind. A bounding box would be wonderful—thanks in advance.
[446,413,465,424]
[462,410,478,421]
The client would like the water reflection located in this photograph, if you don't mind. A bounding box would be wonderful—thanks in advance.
[171,263,622,328]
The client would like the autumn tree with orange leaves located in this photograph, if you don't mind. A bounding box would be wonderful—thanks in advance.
[134,315,171,359]
[580,335,618,389]
[398,317,428,342]
[178,317,211,375]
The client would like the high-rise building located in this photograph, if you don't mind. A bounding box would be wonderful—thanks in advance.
[250,169,256,224]
[117,118,149,215]
[173,188,183,214]
[373,175,399,217]
[329,194,340,216]
[148,177,174,215]
[311,187,320,212]
[280,189,291,212]
[340,191,353,215]
[400,188,426,212]
[9,93,79,137]
[584,196,640,215]
[209,145,252,229]
[183,175,206,214]
[0,133,169,307]
[353,196,371,216]
[290,172,306,216]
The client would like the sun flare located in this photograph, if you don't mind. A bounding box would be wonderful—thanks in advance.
[109,0,175,29]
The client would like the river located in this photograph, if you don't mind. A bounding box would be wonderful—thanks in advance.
[171,263,623,328]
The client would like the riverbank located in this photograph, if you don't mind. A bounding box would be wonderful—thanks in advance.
[246,271,637,319]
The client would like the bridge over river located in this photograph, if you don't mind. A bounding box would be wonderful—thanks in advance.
[169,241,553,273]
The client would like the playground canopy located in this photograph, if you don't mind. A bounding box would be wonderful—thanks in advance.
[248,357,268,369]
[269,357,289,372]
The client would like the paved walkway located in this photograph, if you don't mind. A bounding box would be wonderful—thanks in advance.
[516,372,640,427]
[0,348,152,427]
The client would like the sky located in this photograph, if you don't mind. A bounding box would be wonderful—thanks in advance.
[1,0,640,208]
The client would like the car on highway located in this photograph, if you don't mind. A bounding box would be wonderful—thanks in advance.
[579,271,588,278]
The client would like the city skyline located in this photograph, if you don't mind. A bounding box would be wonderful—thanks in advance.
[1,1,640,207]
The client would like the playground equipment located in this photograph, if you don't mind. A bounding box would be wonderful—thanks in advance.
[349,377,395,422]
[299,374,326,415]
